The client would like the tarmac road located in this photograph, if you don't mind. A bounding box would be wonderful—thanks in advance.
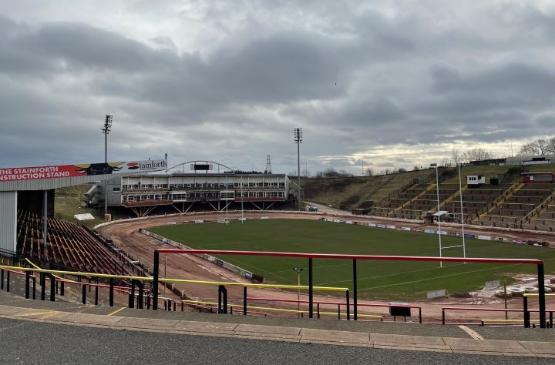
[0,318,551,365]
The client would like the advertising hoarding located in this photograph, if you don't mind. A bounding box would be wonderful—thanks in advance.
[0,159,166,182]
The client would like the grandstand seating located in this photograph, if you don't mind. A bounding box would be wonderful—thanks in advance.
[16,210,130,274]
[370,183,430,219]
[479,183,555,229]
[443,184,513,223]
[391,183,459,220]
[522,189,555,232]
[366,168,555,232]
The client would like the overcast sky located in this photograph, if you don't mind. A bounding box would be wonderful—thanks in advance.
[1,1,555,175]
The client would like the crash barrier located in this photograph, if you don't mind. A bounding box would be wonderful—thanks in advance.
[522,293,555,328]
[152,249,549,328]
[244,297,422,323]
[0,264,349,319]
[442,306,554,328]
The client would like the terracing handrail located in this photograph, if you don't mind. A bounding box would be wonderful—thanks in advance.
[152,249,548,327]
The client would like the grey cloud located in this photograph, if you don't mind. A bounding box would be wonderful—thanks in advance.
[1,2,555,174]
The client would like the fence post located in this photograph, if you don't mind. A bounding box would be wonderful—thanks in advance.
[442,309,445,325]
[352,259,358,320]
[40,273,46,301]
[308,258,313,319]
[218,285,228,314]
[60,281,64,296]
[243,287,247,316]
[82,284,87,304]
[1,269,4,290]
[346,290,350,320]
[537,263,546,328]
[95,278,99,306]
[49,274,55,302]
[25,271,31,299]
[129,281,136,309]
[317,303,320,319]
[137,281,144,309]
[81,284,87,304]
[109,278,114,307]
[32,277,36,299]
[418,307,422,324]
[6,271,9,292]
[152,251,159,310]
[223,290,227,313]
[523,296,530,328]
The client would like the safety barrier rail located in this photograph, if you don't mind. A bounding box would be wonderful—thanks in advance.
[522,293,555,328]
[152,249,548,328]
[245,297,422,323]
[442,306,554,328]
[0,263,349,319]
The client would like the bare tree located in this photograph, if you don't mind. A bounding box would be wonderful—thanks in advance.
[519,138,554,156]
[461,148,493,162]
[451,149,462,164]
[520,142,538,156]
[548,137,555,157]
[365,168,374,176]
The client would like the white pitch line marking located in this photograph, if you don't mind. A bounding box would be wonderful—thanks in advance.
[458,325,484,340]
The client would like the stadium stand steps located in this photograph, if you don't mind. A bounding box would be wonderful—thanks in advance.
[16,211,135,275]
[478,183,555,229]
[522,190,555,232]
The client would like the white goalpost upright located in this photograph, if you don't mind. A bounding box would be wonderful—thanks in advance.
[432,164,443,268]
[433,163,467,269]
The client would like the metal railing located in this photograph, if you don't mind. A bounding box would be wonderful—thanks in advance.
[152,249,548,327]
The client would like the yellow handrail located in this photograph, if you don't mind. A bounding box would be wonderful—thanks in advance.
[0,264,347,292]
[181,299,382,318]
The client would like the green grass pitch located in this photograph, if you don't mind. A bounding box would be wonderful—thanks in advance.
[150,219,555,300]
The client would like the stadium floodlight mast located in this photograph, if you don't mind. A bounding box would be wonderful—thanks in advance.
[431,163,443,268]
[457,162,467,259]
[101,115,113,218]
[294,128,303,211]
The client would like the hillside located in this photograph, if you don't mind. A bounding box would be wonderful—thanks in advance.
[54,185,104,227]
[303,163,555,212]
[303,169,433,210]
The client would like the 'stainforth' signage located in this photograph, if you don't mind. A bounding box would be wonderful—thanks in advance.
[0,165,92,182]
[0,158,167,182]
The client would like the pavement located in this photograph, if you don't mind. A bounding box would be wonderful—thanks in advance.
[0,290,554,363]
[2,317,554,365]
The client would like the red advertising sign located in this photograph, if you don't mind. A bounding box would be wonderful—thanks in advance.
[0,165,88,182]
[0,159,167,182]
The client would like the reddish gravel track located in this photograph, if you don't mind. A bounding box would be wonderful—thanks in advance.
[97,210,555,321]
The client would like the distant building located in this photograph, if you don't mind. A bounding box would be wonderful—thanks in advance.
[466,175,486,187]
[521,172,554,184]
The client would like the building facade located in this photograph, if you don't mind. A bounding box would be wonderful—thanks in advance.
[87,172,291,215]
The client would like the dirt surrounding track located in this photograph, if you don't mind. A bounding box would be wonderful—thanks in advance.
[97,210,555,322]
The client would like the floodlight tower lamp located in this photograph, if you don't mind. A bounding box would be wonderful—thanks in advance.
[102,114,113,218]
[293,128,303,211]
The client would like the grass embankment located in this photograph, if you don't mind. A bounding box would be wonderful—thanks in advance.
[54,185,103,227]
